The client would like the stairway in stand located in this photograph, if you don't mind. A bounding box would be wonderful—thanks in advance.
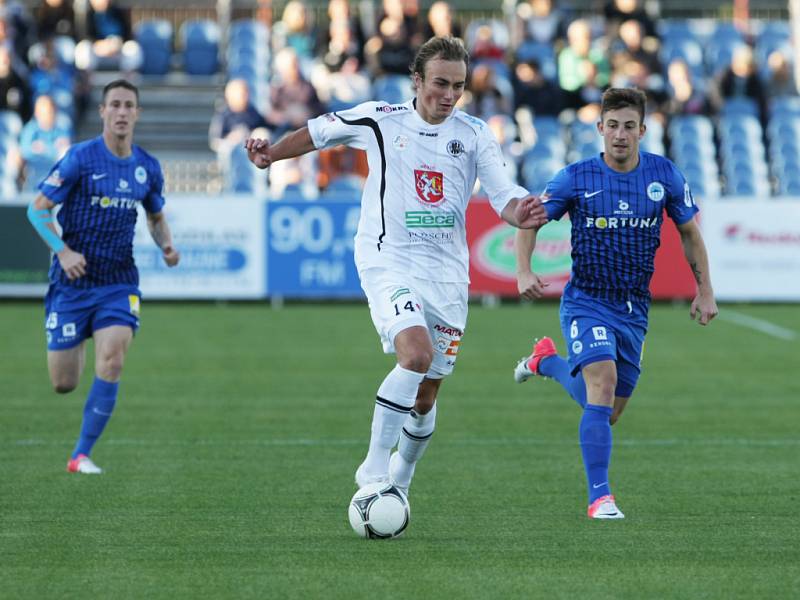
[77,72,225,194]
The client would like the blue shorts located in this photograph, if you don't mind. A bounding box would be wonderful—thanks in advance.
[44,284,141,351]
[559,283,649,398]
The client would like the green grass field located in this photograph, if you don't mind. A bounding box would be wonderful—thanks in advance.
[2,301,798,599]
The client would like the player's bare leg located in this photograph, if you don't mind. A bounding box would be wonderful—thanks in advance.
[356,326,431,487]
[47,341,87,394]
[611,395,631,426]
[67,326,133,474]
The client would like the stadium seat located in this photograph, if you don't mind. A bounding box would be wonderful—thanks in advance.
[0,110,23,140]
[181,20,219,75]
[720,98,760,118]
[372,75,413,104]
[514,41,557,81]
[136,19,173,75]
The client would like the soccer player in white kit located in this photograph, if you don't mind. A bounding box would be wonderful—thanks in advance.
[246,37,547,495]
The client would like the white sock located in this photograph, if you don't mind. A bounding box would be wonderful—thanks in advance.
[393,403,437,488]
[361,365,425,476]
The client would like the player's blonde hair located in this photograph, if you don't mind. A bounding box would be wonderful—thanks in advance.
[410,36,469,90]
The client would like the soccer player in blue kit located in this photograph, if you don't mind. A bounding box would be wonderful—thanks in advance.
[27,79,180,474]
[513,88,718,518]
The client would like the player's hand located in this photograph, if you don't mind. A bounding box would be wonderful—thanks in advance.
[245,137,272,169]
[162,245,180,267]
[56,247,87,280]
[517,271,550,300]
[514,195,548,229]
[690,291,718,326]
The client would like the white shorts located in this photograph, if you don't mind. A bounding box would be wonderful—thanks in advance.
[359,268,468,378]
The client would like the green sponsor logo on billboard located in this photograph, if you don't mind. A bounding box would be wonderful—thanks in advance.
[475,220,572,279]
[405,211,455,228]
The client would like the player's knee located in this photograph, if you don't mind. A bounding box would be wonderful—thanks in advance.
[51,377,78,394]
[97,353,125,380]
[398,350,433,374]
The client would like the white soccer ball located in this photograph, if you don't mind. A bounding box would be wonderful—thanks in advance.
[348,481,410,539]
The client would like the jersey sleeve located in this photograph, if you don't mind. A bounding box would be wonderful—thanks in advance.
[664,161,698,225]
[37,147,81,204]
[142,160,166,214]
[476,126,529,216]
[541,166,573,221]
[307,103,373,151]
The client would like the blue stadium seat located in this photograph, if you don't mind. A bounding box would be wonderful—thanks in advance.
[372,75,413,104]
[720,97,760,118]
[0,110,22,140]
[770,96,800,118]
[661,39,705,76]
[181,20,219,75]
[136,19,173,75]
[658,20,699,44]
[514,41,557,81]
[532,116,561,139]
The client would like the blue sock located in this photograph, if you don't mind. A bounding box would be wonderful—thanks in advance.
[72,377,119,459]
[539,356,587,408]
[579,404,613,503]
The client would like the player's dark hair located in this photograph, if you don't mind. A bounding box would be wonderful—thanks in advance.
[601,88,647,125]
[102,79,140,105]
[410,36,469,86]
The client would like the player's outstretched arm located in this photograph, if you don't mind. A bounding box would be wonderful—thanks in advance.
[501,195,548,229]
[515,227,549,300]
[245,127,316,170]
[677,218,718,325]
[146,211,180,267]
[27,193,87,280]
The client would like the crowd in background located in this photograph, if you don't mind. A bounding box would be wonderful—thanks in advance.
[0,0,798,197]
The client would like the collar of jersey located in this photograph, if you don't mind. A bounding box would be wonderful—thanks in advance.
[97,136,136,164]
[596,152,643,177]
[410,99,450,130]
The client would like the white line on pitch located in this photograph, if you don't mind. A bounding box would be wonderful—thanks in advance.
[10,437,800,447]
[719,309,798,341]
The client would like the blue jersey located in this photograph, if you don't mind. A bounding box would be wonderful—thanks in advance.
[39,136,165,288]
[543,151,698,302]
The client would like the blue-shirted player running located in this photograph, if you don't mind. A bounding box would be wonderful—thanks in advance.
[27,79,180,474]
[513,88,718,518]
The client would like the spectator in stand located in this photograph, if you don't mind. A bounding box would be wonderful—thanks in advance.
[28,37,74,98]
[662,59,709,116]
[558,19,610,92]
[273,0,317,61]
[764,49,797,99]
[603,0,657,40]
[0,44,30,120]
[422,1,461,40]
[461,62,512,120]
[321,0,365,69]
[321,5,363,72]
[20,94,71,189]
[515,0,568,45]
[74,0,142,73]
[708,44,767,120]
[266,47,325,137]
[377,0,423,47]
[470,23,506,62]
[209,78,269,163]
[35,0,77,40]
[513,58,566,117]
[610,19,661,76]
[364,16,416,77]
[1,0,35,65]
[567,59,605,123]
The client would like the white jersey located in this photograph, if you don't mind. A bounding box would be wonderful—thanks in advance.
[307,100,528,282]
